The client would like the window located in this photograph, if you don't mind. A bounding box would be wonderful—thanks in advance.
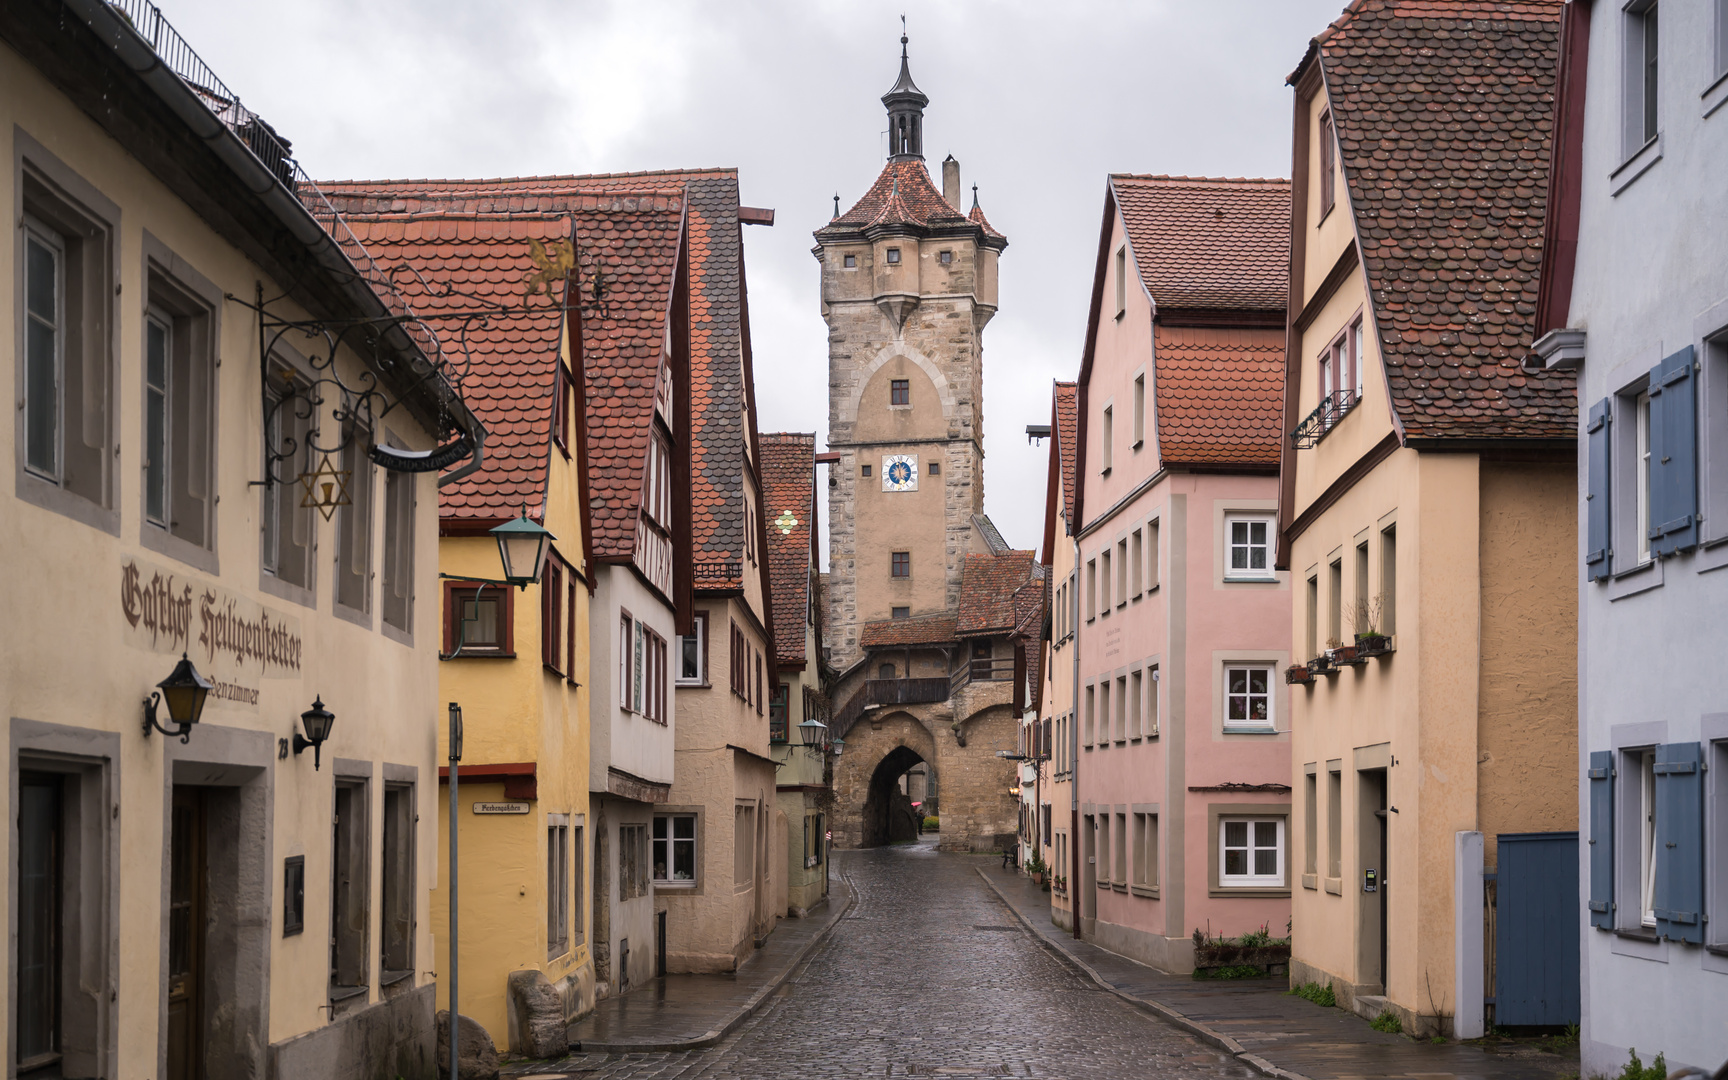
[1114,245,1127,317]
[1304,771,1319,878]
[1116,539,1128,605]
[861,463,872,478]
[649,812,698,881]
[1327,768,1343,878]
[1133,813,1158,888]
[1225,515,1274,580]
[1718,0,1728,78]
[892,551,910,578]
[928,461,940,476]
[552,365,570,456]
[1145,665,1159,737]
[1100,549,1112,612]
[335,435,375,615]
[17,771,63,1066]
[641,625,668,724]
[769,684,789,742]
[643,430,672,528]
[262,371,315,591]
[1131,374,1147,449]
[1225,665,1274,732]
[885,248,901,265]
[1637,749,1658,927]
[382,460,415,635]
[1086,558,1097,620]
[734,805,756,886]
[1084,684,1096,746]
[284,855,305,936]
[891,606,909,619]
[843,253,857,269]
[620,824,649,899]
[1130,529,1143,595]
[676,612,708,685]
[543,559,565,674]
[1351,319,1365,399]
[1318,110,1336,216]
[890,379,910,405]
[1101,406,1114,472]
[1114,675,1128,741]
[1129,670,1142,738]
[1380,526,1397,636]
[1624,1,1660,155]
[1305,575,1319,659]
[1636,389,1653,564]
[880,663,896,680]
[730,620,749,700]
[331,779,370,995]
[381,784,415,979]
[141,274,216,553]
[18,166,116,521]
[1097,815,1111,885]
[621,613,635,709]
[547,816,570,958]
[572,825,585,945]
[1147,519,1160,589]
[1221,818,1285,887]
[1328,559,1343,646]
[1353,541,1370,636]
[444,584,511,656]
[755,652,764,716]
[939,249,952,265]
[1098,681,1111,746]
[1113,813,1128,885]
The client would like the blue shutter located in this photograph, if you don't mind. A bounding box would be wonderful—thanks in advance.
[1647,347,1698,557]
[1585,400,1612,581]
[1652,741,1704,944]
[1587,751,1615,929]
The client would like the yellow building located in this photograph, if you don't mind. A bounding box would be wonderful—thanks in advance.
[1279,4,1577,1037]
[1,5,479,1075]
[325,180,613,1052]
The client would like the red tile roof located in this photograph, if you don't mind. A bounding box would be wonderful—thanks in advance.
[1054,382,1078,528]
[859,613,957,648]
[1154,325,1286,466]
[1309,0,1576,440]
[321,177,686,552]
[957,550,1040,637]
[1111,175,1290,312]
[815,160,1007,247]
[760,432,816,668]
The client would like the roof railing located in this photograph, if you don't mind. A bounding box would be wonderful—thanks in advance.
[1289,389,1359,449]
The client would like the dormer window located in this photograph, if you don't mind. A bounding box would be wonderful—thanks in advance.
[886,248,901,265]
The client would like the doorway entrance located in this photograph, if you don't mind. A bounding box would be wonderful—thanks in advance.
[167,785,208,1080]
[1357,768,1388,994]
[860,746,926,847]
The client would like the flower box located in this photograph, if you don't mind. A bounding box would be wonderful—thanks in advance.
[1307,655,1334,675]
[1354,633,1392,658]
[1285,664,1313,686]
[1331,644,1365,666]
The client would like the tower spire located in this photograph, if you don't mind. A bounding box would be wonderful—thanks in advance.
[882,23,928,162]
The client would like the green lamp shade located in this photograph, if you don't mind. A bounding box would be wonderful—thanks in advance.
[490,511,555,586]
[157,653,213,726]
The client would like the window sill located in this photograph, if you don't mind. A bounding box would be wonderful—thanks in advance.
[442,651,516,660]
[1705,943,1728,957]
[1223,575,1279,585]
[1100,467,1112,477]
[1694,538,1728,576]
[1604,557,1663,601]
[1614,926,1660,942]
[1111,881,1128,893]
[1302,873,1318,891]
[1223,726,1279,736]
[1609,132,1663,197]
[1096,879,1112,890]
[1132,439,1144,451]
[1324,877,1342,895]
[1703,69,1728,119]
[328,984,369,1003]
[380,968,414,988]
[1210,886,1291,899]
[887,404,913,412]
[1130,883,1159,899]
[655,880,698,891]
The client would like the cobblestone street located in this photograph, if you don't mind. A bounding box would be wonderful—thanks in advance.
[537,837,1254,1079]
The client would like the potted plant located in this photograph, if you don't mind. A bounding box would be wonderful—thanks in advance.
[1285,663,1313,685]
[1307,652,1334,675]
[1349,596,1392,657]
[1024,850,1048,885]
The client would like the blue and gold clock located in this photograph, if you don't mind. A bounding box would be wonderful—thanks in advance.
[882,454,918,492]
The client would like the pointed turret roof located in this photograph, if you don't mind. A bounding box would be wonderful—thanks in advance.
[882,34,928,106]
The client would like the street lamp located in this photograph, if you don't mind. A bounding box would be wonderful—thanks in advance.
[490,508,554,590]
[830,737,845,757]
[143,653,213,742]
[797,717,828,758]
[293,696,336,770]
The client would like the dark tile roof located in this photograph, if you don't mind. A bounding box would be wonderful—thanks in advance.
[1111,175,1290,312]
[815,160,1007,246]
[760,432,816,668]
[956,550,1039,637]
[972,514,1009,555]
[1314,0,1576,439]
[1054,381,1078,527]
[329,187,683,534]
[1154,325,1286,466]
[859,613,957,648]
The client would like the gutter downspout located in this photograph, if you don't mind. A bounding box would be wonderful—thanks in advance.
[1070,530,1082,940]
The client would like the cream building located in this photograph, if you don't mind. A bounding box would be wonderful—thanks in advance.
[2,4,477,1075]
[1280,2,1577,1037]
[1033,381,1078,909]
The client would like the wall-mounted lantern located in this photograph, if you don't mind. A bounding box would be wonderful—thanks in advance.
[798,717,828,758]
[143,653,213,743]
[293,696,336,770]
[491,508,554,590]
[830,737,845,758]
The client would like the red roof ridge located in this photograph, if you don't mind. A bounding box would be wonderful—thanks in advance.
[1110,174,1291,188]
[318,167,739,188]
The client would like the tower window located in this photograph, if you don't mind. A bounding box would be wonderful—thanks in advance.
[928,461,940,476]
[861,464,872,477]
[891,379,909,405]
[892,606,910,619]
[939,250,952,265]
[886,248,901,265]
[891,551,910,578]
[843,254,857,269]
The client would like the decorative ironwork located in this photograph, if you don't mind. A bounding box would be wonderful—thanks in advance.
[1289,389,1359,449]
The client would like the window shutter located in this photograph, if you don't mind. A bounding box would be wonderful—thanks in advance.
[1587,750,1614,929]
[1647,347,1698,557]
[1585,400,1612,581]
[1652,741,1704,944]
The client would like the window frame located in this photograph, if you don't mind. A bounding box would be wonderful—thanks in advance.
[380,779,416,981]
[1223,664,1276,733]
[653,812,699,886]
[333,430,376,621]
[1623,0,1661,158]
[891,551,911,578]
[1132,373,1145,448]
[329,777,371,996]
[443,582,514,657]
[1219,816,1287,889]
[547,815,571,959]
[380,438,417,640]
[22,216,66,485]
[677,610,710,687]
[1224,513,1276,581]
[552,363,571,458]
[885,247,901,265]
[890,379,910,406]
[1100,405,1114,473]
[1318,109,1336,219]
[1114,245,1127,318]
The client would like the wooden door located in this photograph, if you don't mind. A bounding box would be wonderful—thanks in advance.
[17,771,63,1073]
[166,786,207,1080]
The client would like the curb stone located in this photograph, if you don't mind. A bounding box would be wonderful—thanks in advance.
[974,866,1316,1080]
[570,872,856,1054]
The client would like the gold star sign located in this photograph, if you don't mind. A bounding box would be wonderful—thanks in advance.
[299,453,353,521]
[774,510,799,535]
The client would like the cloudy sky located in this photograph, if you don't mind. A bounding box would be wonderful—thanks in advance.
[168,0,1343,555]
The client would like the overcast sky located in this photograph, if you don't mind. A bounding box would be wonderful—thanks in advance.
[167,0,1343,556]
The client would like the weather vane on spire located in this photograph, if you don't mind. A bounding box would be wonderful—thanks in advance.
[901,13,908,52]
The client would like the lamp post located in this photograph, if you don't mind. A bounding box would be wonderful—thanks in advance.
[439,506,552,1080]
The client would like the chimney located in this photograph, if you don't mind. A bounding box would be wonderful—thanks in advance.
[942,155,961,210]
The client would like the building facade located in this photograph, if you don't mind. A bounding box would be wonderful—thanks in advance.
[2,4,477,1075]
[1069,175,1294,974]
[1527,0,1728,1071]
[1039,381,1080,924]
[1279,2,1578,1037]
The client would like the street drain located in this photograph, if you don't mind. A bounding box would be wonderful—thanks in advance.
[971,925,1018,931]
[902,1067,1009,1077]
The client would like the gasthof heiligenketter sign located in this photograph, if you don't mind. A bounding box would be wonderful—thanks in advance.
[120,557,304,711]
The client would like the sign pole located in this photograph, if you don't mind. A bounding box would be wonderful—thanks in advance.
[448,702,462,1080]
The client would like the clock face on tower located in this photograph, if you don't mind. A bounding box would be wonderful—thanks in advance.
[882,455,918,492]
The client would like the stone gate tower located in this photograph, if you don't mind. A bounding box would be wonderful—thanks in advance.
[815,36,1008,670]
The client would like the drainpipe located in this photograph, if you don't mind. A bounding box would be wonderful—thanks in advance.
[1070,531,1082,940]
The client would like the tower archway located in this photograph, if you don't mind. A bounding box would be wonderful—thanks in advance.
[861,745,927,847]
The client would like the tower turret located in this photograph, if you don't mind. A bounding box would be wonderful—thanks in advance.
[883,34,928,161]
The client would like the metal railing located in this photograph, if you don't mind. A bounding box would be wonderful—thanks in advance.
[1289,389,1359,449]
[830,677,950,737]
[951,656,1016,693]
[693,560,744,586]
[106,0,440,365]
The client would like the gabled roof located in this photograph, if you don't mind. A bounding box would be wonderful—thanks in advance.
[1154,325,1285,466]
[956,550,1040,638]
[972,514,1010,556]
[1040,381,1079,567]
[860,613,957,648]
[814,160,1007,247]
[760,432,816,669]
[327,183,685,535]
[1111,175,1290,312]
[1306,0,1575,440]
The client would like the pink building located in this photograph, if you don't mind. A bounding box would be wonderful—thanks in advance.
[1066,175,1293,973]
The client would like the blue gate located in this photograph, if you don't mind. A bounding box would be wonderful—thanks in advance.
[1492,831,1580,1027]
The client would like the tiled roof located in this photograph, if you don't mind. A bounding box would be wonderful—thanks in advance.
[968,197,1005,241]
[815,160,1007,246]
[760,432,815,668]
[972,514,1009,555]
[1054,382,1078,527]
[956,550,1039,637]
[860,613,957,648]
[1314,0,1576,439]
[1154,325,1286,465]
[1111,175,1290,312]
[321,177,686,550]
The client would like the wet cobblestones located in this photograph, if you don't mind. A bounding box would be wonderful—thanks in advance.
[536,838,1254,1079]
